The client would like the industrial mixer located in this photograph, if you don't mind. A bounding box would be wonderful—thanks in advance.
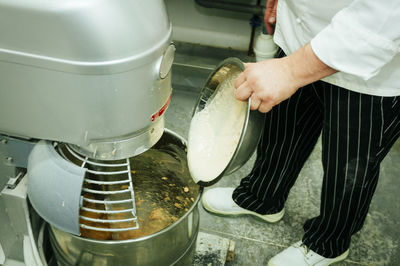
[0,0,200,265]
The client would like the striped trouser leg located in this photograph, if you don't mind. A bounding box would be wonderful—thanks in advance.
[302,84,400,258]
[232,82,324,214]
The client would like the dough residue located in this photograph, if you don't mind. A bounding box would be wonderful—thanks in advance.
[188,73,247,182]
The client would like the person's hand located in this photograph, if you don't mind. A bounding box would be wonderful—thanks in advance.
[265,0,278,35]
[234,44,338,113]
[234,58,299,113]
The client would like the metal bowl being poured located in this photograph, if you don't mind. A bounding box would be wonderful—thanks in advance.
[188,58,265,187]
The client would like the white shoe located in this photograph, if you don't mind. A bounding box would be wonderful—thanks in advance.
[201,187,284,223]
[268,241,349,266]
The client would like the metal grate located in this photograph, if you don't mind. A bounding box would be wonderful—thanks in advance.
[57,144,139,234]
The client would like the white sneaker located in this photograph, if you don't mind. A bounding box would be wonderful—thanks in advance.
[268,241,349,266]
[201,187,284,223]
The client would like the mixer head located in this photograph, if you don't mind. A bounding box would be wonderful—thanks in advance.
[0,0,175,160]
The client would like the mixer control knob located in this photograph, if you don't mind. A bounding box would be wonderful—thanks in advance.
[159,43,176,79]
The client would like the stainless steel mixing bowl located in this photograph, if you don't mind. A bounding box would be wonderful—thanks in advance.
[49,129,201,266]
[191,57,265,186]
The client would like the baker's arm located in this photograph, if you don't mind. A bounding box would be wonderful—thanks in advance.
[311,0,400,80]
[235,43,337,113]
[236,0,400,113]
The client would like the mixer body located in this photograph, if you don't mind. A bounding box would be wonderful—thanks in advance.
[0,1,202,265]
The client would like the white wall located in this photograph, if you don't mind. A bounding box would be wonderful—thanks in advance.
[165,0,260,50]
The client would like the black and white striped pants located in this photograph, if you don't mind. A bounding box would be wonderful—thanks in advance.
[232,73,400,258]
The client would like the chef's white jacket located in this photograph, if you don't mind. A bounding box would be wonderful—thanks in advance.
[274,0,400,96]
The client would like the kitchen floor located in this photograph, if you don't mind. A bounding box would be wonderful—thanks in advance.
[166,42,400,266]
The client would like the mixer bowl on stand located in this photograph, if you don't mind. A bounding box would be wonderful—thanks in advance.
[48,129,201,266]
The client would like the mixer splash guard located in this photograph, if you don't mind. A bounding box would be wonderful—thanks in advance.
[58,144,140,239]
[27,140,86,236]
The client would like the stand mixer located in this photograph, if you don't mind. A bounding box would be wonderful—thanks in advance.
[0,0,200,265]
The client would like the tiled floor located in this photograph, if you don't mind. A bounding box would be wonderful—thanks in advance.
[166,43,400,266]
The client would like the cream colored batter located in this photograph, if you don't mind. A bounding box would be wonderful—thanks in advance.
[188,73,247,183]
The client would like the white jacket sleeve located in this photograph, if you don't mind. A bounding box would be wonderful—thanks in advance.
[310,0,400,81]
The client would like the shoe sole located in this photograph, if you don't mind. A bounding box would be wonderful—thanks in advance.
[267,248,349,266]
[202,198,284,223]
[325,249,349,265]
